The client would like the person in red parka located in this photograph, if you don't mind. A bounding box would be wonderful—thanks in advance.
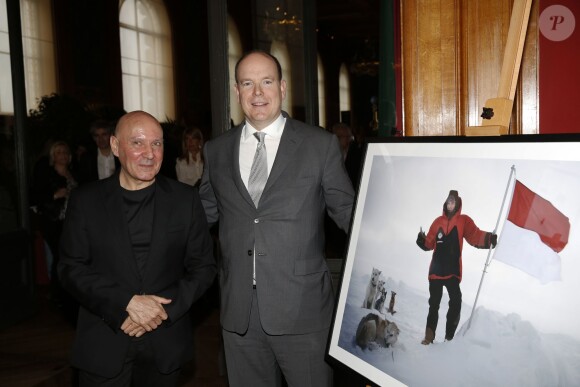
[416,190,497,344]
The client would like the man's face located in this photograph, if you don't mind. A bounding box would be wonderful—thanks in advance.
[111,112,163,190]
[446,197,456,212]
[235,53,286,130]
[93,127,111,150]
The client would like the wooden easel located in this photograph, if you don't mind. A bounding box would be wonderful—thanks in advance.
[465,0,533,136]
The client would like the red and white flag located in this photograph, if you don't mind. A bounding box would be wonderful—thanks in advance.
[494,180,570,284]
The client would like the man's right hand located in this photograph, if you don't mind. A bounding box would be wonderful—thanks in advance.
[126,294,172,332]
[416,229,429,251]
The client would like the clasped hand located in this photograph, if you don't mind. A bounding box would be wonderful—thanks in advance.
[121,294,172,337]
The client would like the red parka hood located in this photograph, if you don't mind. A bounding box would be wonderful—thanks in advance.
[442,190,462,218]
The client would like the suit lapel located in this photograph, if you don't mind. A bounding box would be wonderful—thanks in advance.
[228,125,256,208]
[227,119,303,207]
[263,118,303,195]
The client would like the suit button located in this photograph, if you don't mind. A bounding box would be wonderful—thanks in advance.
[254,218,259,223]
[247,250,252,256]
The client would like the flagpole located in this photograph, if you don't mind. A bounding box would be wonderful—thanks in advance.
[464,165,516,333]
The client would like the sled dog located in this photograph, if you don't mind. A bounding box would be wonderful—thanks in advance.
[355,313,400,350]
[374,286,387,313]
[388,291,397,315]
[362,268,381,309]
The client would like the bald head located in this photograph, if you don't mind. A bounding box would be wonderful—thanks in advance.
[111,110,164,190]
[115,111,159,135]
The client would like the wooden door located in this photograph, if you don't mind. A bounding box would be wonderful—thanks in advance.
[401,0,539,136]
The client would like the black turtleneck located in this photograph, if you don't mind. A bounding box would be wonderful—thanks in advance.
[121,182,156,278]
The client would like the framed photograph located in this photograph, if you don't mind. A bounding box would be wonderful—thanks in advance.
[327,135,580,387]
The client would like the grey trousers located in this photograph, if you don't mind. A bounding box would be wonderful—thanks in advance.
[222,289,333,387]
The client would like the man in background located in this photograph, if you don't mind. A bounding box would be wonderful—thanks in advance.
[326,122,363,258]
[331,122,362,189]
[77,119,119,185]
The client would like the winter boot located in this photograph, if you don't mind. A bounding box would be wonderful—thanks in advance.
[421,327,435,345]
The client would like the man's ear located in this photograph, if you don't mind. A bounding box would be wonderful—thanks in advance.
[234,83,241,104]
[280,79,287,101]
[110,136,119,157]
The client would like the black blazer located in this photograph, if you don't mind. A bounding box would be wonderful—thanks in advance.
[58,173,216,377]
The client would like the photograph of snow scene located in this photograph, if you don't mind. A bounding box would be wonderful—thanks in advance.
[328,137,580,387]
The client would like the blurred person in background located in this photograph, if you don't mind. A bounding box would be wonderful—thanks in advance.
[32,140,78,310]
[175,127,204,187]
[77,119,119,185]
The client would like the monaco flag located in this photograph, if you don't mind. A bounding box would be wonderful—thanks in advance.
[494,180,570,284]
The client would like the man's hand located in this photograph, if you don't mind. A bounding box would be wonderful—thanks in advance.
[121,316,147,337]
[126,295,172,332]
[490,233,498,248]
[416,228,429,251]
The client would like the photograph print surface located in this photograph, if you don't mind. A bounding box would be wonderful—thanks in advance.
[328,137,580,387]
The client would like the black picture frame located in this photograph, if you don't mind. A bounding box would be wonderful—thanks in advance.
[327,134,580,387]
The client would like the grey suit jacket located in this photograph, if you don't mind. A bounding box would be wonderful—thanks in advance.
[199,114,354,335]
[58,173,216,377]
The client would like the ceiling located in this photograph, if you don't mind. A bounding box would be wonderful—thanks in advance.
[316,0,380,40]
[316,0,380,62]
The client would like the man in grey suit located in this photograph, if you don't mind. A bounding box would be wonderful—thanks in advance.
[199,50,355,386]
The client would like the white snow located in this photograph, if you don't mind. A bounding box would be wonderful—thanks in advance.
[335,271,580,387]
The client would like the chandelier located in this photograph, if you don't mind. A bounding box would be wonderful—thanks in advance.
[264,6,302,41]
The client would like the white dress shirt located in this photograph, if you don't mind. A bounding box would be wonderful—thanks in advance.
[97,149,116,179]
[239,114,285,190]
[239,114,286,285]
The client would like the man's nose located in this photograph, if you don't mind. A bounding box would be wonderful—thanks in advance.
[142,145,155,158]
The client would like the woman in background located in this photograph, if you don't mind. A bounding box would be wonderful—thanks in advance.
[32,140,78,313]
[176,127,204,187]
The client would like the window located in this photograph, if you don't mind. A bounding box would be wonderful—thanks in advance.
[317,55,325,128]
[339,63,351,121]
[270,40,292,117]
[0,1,11,114]
[119,0,174,121]
[228,15,243,127]
[0,0,56,114]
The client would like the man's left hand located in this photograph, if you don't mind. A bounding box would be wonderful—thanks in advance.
[126,294,172,332]
[490,233,498,248]
[121,316,147,337]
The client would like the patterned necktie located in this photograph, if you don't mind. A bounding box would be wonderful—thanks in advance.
[248,132,267,207]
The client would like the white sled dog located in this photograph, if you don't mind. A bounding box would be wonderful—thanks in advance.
[355,312,400,350]
[362,267,381,309]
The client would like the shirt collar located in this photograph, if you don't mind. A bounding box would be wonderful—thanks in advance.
[242,114,286,141]
[97,148,113,158]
